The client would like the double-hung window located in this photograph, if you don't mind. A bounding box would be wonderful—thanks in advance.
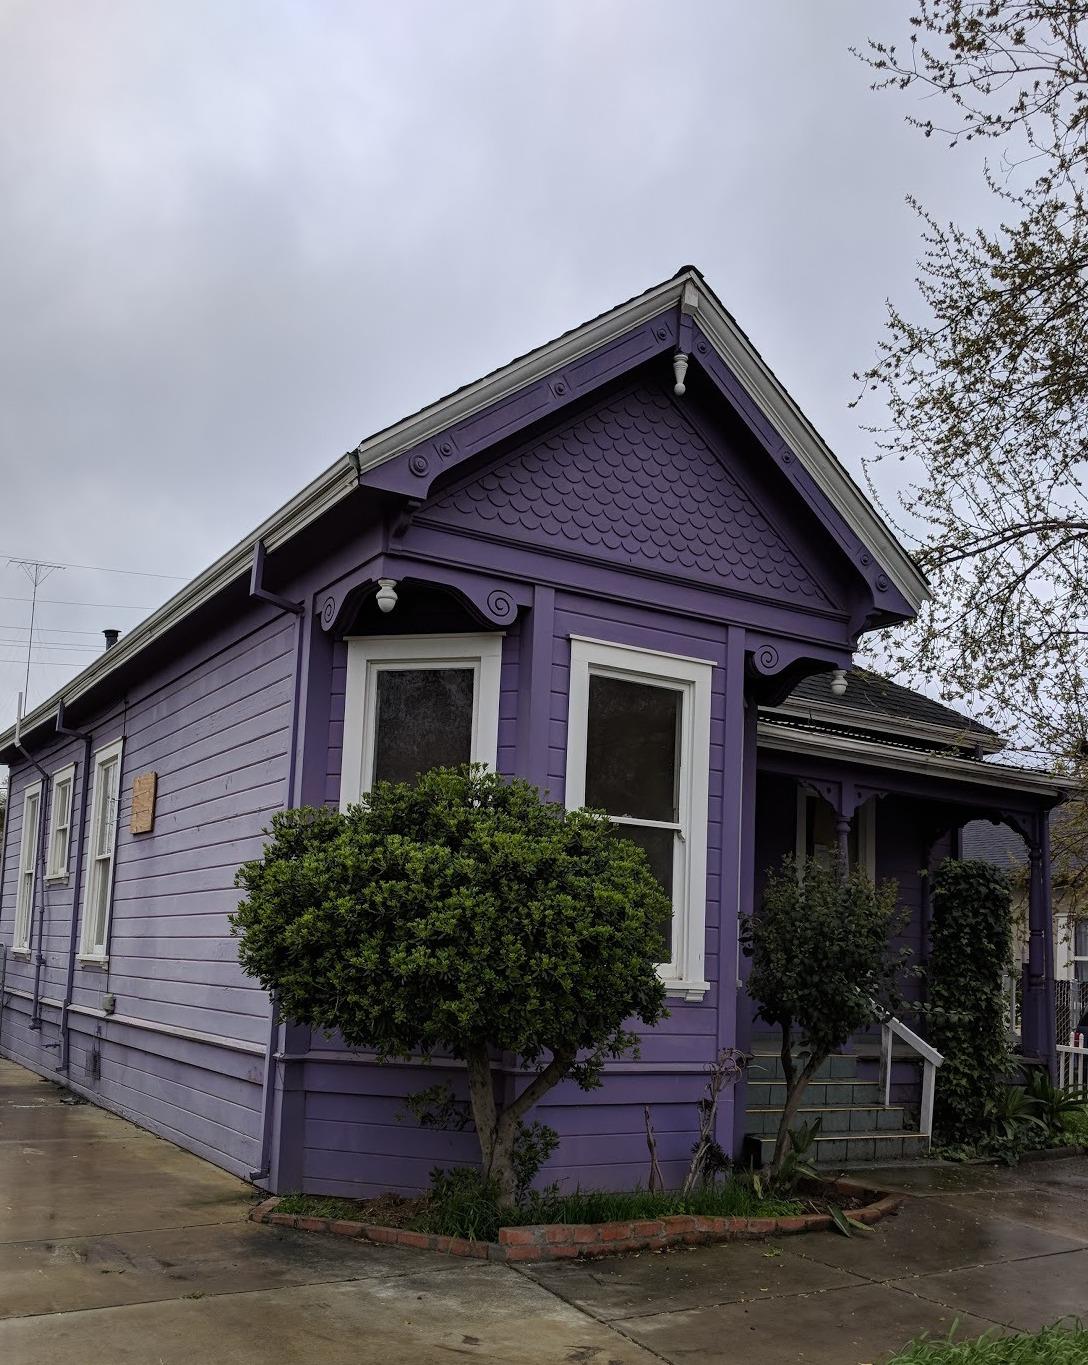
[46,763,76,880]
[79,738,123,961]
[13,781,43,953]
[339,634,503,806]
[566,636,713,1001]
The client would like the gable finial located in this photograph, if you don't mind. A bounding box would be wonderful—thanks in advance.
[673,352,689,396]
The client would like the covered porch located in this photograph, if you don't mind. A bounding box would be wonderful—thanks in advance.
[736,703,1066,1165]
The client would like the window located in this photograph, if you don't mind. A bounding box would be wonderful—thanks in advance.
[1073,920,1088,985]
[339,634,503,807]
[46,763,76,880]
[79,738,123,961]
[566,636,714,1001]
[795,790,876,879]
[13,781,43,953]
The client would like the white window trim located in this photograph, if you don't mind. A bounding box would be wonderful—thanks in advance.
[566,635,714,1002]
[339,633,504,810]
[78,737,124,962]
[13,780,43,954]
[795,789,877,880]
[46,763,76,881]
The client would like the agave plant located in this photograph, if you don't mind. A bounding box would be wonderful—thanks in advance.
[1023,1067,1088,1137]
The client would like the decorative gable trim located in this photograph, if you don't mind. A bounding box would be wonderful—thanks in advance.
[0,267,926,757]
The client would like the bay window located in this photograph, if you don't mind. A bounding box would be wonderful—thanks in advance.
[339,634,503,806]
[566,636,713,1000]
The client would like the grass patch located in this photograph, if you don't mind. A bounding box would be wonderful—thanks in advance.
[273,1178,802,1244]
[414,1175,803,1242]
[888,1322,1088,1363]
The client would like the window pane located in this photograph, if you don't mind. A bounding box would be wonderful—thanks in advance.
[372,668,474,786]
[585,675,680,821]
[616,822,675,960]
[50,825,66,875]
[95,760,119,858]
[89,861,110,951]
[1075,920,1088,958]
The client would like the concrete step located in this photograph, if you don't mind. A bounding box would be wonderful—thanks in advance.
[754,1130,930,1167]
[745,1078,884,1107]
[748,1051,862,1083]
[745,1104,911,1137]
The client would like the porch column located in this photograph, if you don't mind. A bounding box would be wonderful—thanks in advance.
[1021,809,1057,1072]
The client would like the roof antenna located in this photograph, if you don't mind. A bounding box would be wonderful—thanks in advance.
[8,558,63,705]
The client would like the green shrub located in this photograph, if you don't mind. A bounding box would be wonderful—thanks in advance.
[745,854,907,1176]
[232,766,668,1201]
[927,859,1014,1145]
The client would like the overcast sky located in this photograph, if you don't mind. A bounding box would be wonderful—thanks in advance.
[0,0,995,720]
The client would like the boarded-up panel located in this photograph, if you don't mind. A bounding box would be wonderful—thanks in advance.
[130,771,158,834]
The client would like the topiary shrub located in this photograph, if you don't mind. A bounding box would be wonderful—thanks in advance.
[231,765,669,1202]
[928,858,1014,1145]
[745,855,907,1177]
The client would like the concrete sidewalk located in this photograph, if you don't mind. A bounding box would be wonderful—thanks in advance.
[3,1057,1088,1363]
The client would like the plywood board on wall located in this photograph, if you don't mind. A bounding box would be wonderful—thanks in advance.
[130,771,157,834]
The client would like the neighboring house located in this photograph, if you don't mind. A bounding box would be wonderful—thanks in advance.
[0,267,1067,1194]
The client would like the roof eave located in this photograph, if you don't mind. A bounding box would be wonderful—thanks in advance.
[758,719,1068,799]
[766,698,1005,754]
[1,268,929,754]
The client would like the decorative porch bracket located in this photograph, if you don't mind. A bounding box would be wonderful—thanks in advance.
[797,776,887,865]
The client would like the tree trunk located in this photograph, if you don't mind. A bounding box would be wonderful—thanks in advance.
[770,1043,825,1178]
[463,1044,575,1206]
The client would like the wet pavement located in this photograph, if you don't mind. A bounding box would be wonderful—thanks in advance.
[3,1058,1088,1363]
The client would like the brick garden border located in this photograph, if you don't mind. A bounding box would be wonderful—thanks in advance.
[249,1179,904,1263]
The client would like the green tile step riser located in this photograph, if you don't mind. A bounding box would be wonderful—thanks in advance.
[744,1105,911,1136]
[747,1053,865,1082]
[754,1131,930,1166]
[744,1079,883,1106]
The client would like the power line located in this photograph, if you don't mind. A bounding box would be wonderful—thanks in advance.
[0,595,154,611]
[0,623,113,637]
[1,554,187,581]
[0,640,104,651]
[0,657,90,668]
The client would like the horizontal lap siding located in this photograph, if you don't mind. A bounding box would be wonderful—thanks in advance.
[299,1056,718,1198]
[300,592,731,1198]
[1,605,294,1174]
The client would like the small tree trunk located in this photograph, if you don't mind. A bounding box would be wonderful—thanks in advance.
[464,1045,502,1177]
[770,1047,825,1177]
[644,1105,664,1193]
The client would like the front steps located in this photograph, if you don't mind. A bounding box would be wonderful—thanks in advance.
[745,1039,930,1167]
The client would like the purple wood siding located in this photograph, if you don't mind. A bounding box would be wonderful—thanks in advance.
[0,605,295,1178]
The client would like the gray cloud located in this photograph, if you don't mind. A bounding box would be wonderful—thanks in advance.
[0,0,993,718]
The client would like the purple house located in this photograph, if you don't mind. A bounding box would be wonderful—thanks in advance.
[0,268,1066,1193]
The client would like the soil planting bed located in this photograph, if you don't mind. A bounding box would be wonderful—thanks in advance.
[251,1179,904,1263]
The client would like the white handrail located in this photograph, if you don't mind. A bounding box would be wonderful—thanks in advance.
[870,998,944,1145]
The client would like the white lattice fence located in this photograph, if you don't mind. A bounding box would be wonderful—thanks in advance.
[1057,1037,1088,1096]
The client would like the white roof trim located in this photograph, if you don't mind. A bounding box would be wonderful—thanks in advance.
[758,720,1067,798]
[1,269,926,752]
[766,697,1005,755]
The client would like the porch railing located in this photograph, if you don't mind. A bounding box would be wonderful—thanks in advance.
[872,1003,945,1145]
[1058,1035,1088,1097]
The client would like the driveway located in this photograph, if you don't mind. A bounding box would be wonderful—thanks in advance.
[3,1058,1088,1364]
